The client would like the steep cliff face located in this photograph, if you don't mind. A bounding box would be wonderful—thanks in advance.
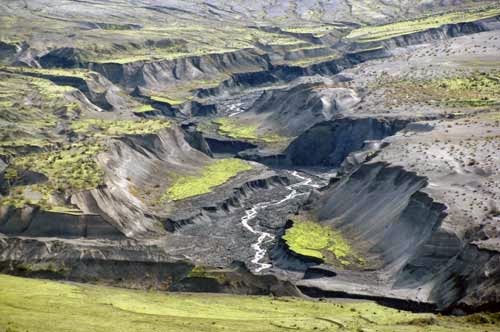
[374,17,500,49]
[314,163,444,268]
[0,205,124,239]
[193,18,497,100]
[285,118,409,166]
[71,126,213,238]
[0,235,299,296]
[194,48,390,98]
[0,68,135,112]
[89,49,271,91]
[296,161,500,310]
[0,127,211,239]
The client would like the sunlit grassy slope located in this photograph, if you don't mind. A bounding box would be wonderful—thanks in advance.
[1,274,499,332]
[163,159,253,201]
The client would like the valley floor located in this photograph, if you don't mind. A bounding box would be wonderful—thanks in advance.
[0,274,499,332]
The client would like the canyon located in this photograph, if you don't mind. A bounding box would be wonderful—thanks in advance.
[0,1,500,331]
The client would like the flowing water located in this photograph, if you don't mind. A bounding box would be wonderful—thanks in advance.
[241,171,325,272]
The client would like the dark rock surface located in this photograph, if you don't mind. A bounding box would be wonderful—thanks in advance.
[285,118,409,166]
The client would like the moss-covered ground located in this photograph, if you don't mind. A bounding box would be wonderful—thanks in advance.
[1,274,499,332]
[283,218,364,267]
[213,118,286,144]
[163,159,252,201]
[347,6,500,42]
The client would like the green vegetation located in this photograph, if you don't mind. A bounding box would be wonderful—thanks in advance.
[2,66,90,79]
[71,119,171,136]
[380,71,500,108]
[0,73,71,123]
[282,25,341,37]
[163,159,252,201]
[1,143,103,211]
[0,71,77,155]
[187,266,226,283]
[283,218,364,267]
[82,25,305,64]
[15,262,69,275]
[288,53,341,67]
[94,52,200,64]
[30,78,76,100]
[134,104,155,113]
[0,138,55,150]
[1,3,313,65]
[0,71,171,211]
[150,76,228,101]
[1,274,499,332]
[347,7,500,42]
[213,118,285,143]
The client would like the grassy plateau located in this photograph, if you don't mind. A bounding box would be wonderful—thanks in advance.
[163,158,253,201]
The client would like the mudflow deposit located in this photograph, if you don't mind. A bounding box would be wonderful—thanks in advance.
[1,1,500,331]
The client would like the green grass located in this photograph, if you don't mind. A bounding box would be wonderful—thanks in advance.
[163,159,252,201]
[346,7,500,42]
[71,119,171,136]
[213,118,285,143]
[1,274,499,332]
[283,218,364,267]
